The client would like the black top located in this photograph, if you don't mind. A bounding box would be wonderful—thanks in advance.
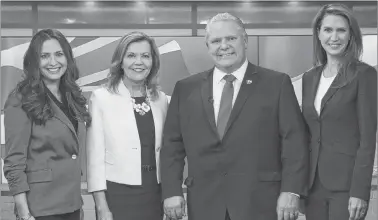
[133,96,156,167]
[46,86,78,133]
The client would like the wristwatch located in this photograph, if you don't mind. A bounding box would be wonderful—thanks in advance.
[17,213,32,220]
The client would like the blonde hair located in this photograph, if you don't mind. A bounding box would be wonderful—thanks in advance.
[108,31,160,100]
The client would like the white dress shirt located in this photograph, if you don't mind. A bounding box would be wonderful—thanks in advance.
[314,72,337,115]
[213,59,248,124]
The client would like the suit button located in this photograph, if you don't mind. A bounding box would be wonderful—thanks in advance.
[72,154,77,160]
[309,147,312,152]
[317,139,321,143]
[223,172,228,176]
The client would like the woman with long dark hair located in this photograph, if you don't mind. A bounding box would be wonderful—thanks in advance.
[3,29,91,220]
[302,4,377,220]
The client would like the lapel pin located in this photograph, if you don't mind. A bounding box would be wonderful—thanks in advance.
[246,80,252,84]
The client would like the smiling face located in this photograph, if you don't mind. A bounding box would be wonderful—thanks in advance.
[206,20,247,73]
[318,14,351,59]
[39,39,67,84]
[122,40,153,84]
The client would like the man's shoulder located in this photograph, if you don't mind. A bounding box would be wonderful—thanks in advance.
[254,65,288,80]
[177,69,212,86]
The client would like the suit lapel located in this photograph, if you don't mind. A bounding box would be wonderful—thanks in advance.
[49,96,79,149]
[200,69,218,136]
[320,74,340,114]
[309,65,323,117]
[309,64,340,115]
[224,63,258,136]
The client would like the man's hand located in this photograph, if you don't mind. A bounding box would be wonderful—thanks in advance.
[164,196,186,219]
[277,192,300,220]
[349,197,368,220]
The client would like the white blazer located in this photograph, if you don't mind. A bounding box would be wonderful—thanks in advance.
[86,82,169,193]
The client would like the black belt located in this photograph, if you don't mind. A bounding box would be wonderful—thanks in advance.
[142,165,156,172]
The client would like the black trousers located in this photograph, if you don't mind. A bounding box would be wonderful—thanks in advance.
[225,182,279,220]
[35,209,80,220]
[105,180,163,220]
[305,170,367,220]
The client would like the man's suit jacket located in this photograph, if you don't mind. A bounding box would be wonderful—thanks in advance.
[302,62,377,201]
[3,92,85,217]
[161,62,309,220]
[86,82,169,193]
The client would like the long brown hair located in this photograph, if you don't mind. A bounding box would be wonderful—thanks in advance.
[312,3,363,87]
[15,29,91,125]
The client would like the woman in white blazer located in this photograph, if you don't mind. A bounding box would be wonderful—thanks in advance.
[86,32,169,220]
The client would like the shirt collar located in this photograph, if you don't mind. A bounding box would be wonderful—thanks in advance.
[213,59,248,84]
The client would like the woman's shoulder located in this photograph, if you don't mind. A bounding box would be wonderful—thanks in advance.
[157,90,167,98]
[4,90,23,109]
[155,90,170,106]
[90,85,113,99]
[355,61,377,75]
[3,91,30,122]
[302,64,323,78]
[156,90,166,100]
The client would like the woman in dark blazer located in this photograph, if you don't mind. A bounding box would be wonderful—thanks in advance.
[302,4,377,220]
[3,29,91,220]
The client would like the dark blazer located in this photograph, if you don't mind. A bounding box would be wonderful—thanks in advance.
[302,62,377,201]
[161,62,309,220]
[3,92,85,217]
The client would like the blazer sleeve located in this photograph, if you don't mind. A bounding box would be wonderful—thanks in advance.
[278,74,310,196]
[160,82,186,200]
[86,91,107,193]
[350,66,377,201]
[3,93,32,196]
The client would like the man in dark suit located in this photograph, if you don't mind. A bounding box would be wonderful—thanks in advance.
[160,13,309,220]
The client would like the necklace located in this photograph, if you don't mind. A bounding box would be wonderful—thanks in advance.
[131,96,151,116]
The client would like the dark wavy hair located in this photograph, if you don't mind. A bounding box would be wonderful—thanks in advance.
[107,31,160,100]
[15,29,91,126]
[312,4,363,87]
